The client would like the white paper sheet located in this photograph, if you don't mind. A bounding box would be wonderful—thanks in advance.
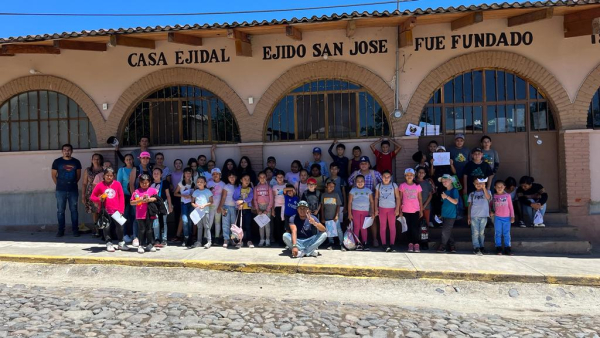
[433,152,450,166]
[111,211,127,226]
[325,220,338,237]
[398,216,408,233]
[254,214,271,228]
[362,217,374,229]
[190,208,206,225]
[405,123,423,136]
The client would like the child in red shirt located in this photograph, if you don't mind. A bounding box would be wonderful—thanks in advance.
[370,137,402,173]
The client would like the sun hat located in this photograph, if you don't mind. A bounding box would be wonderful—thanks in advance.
[437,174,455,182]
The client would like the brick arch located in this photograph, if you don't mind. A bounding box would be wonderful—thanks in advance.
[107,67,249,142]
[253,60,397,141]
[0,75,103,144]
[573,62,600,129]
[404,51,571,130]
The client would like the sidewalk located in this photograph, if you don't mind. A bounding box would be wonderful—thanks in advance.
[0,233,599,286]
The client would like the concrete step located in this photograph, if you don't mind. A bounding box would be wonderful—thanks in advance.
[427,225,579,240]
[428,239,592,255]
[541,213,568,225]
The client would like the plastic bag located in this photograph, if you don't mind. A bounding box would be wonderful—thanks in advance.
[534,210,544,225]
[420,218,429,241]
[343,221,362,250]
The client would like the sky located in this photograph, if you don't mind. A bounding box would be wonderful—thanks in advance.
[0,0,478,38]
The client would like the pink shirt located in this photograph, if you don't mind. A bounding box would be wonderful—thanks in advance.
[492,193,514,218]
[131,187,158,219]
[90,181,124,215]
[399,182,422,213]
[273,184,286,207]
[253,183,273,212]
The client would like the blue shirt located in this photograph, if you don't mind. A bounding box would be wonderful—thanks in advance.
[284,195,299,216]
[52,157,82,192]
[441,188,459,219]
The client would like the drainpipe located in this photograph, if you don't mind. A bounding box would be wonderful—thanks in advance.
[393,7,403,119]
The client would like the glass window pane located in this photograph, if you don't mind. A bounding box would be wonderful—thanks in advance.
[69,119,79,148]
[454,75,463,104]
[516,77,526,100]
[529,85,538,100]
[49,120,59,149]
[28,91,38,120]
[59,120,69,145]
[465,106,473,133]
[40,121,49,150]
[10,96,18,121]
[444,80,453,104]
[487,105,497,133]
[18,93,28,120]
[473,70,483,102]
[445,107,455,133]
[58,94,68,119]
[0,102,7,121]
[48,92,58,118]
[40,91,48,119]
[359,92,366,138]
[19,122,29,150]
[473,106,483,133]
[0,121,8,151]
[29,121,38,150]
[516,104,526,132]
[10,122,19,151]
[69,99,78,118]
[506,73,515,101]
[548,105,556,130]
[497,71,506,101]
[485,70,496,101]
[506,104,516,132]
[464,72,472,103]
[434,90,441,104]
[497,105,506,133]
[454,106,464,133]
[79,120,89,148]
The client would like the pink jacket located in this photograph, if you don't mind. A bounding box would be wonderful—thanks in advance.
[492,193,514,218]
[253,183,273,212]
[90,181,125,215]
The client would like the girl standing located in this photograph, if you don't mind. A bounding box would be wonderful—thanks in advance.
[170,159,184,241]
[221,159,237,181]
[253,172,273,247]
[399,168,423,253]
[271,171,287,247]
[208,168,225,245]
[491,180,515,255]
[150,167,173,247]
[237,156,257,186]
[219,172,238,248]
[375,170,400,252]
[233,174,255,248]
[348,175,373,250]
[90,167,128,252]
[296,169,309,197]
[191,176,213,249]
[285,160,302,186]
[82,153,104,237]
[174,168,195,246]
[117,154,135,243]
[416,167,434,229]
[130,174,158,254]
[154,153,172,182]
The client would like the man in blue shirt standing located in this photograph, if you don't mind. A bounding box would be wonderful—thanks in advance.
[51,144,82,237]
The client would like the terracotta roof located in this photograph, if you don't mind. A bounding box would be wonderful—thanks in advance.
[1,0,599,43]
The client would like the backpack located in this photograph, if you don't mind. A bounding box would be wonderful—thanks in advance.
[96,201,111,230]
[230,209,244,244]
[343,221,362,251]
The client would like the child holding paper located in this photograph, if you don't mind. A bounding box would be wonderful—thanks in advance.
[348,175,373,251]
[253,171,273,247]
[191,176,213,249]
[90,167,128,252]
[271,171,287,247]
[399,168,423,253]
[219,172,238,248]
[130,174,158,254]
[375,170,400,253]
[321,179,343,251]
[233,174,255,248]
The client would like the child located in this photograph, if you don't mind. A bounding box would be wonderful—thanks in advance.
[449,134,470,183]
[427,140,439,162]
[117,154,135,242]
[282,184,299,239]
[328,140,349,181]
[481,135,500,179]
[174,168,195,247]
[375,170,400,252]
[437,174,459,253]
[130,174,158,254]
[463,148,493,196]
[271,171,287,247]
[191,176,213,249]
[264,167,275,187]
[285,160,302,185]
[321,179,344,251]
[517,176,548,228]
[150,167,173,248]
[253,172,273,247]
[467,177,492,255]
[370,137,402,173]
[219,172,238,248]
[233,174,254,248]
[349,146,363,175]
[491,180,515,255]
[399,168,423,253]
[305,147,330,177]
[301,177,321,218]
[90,167,128,252]
[348,175,373,250]
[208,168,225,245]
[412,151,429,171]
[416,167,434,229]
[328,163,347,227]
[296,169,309,197]
[310,164,328,193]
[205,160,216,184]
[504,176,523,227]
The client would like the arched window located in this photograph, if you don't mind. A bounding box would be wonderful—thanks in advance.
[266,79,390,141]
[587,89,600,128]
[122,85,240,146]
[420,69,555,135]
[0,90,97,152]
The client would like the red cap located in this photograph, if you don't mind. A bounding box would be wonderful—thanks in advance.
[307,178,317,185]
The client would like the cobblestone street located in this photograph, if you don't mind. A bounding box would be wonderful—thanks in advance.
[0,262,599,337]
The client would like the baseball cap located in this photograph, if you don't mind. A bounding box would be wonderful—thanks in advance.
[312,147,322,154]
[297,201,309,208]
[437,174,455,182]
[471,147,483,153]
[211,168,221,175]
[404,168,416,175]
[285,183,295,189]
[307,178,317,185]
[359,156,370,163]
[139,151,151,158]
[455,133,465,140]
[435,146,446,152]
[326,178,336,185]
[267,156,276,162]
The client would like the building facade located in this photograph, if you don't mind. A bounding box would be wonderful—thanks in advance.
[0,1,599,241]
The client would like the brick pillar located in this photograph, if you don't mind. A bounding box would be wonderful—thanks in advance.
[239,144,264,173]
[563,130,592,217]
[394,136,419,184]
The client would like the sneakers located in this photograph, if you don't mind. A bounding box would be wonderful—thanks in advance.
[414,244,421,253]
[341,246,347,252]
[295,250,305,258]
[137,246,144,254]
[204,242,212,249]
[248,241,255,248]
[123,235,132,243]
[496,247,503,255]
[518,221,527,228]
[327,245,333,250]
[181,237,189,247]
[118,242,130,251]
[132,238,140,247]
[192,241,202,248]
[434,215,443,224]
[78,223,92,234]
[258,239,265,247]
[437,244,446,253]
[504,247,513,256]
[56,232,64,238]
[408,243,414,252]
[362,245,370,251]
[309,250,321,257]
[106,243,115,252]
[146,244,156,252]
[161,241,167,247]
[534,223,545,227]
[480,247,487,254]
[265,240,271,247]
[386,246,392,253]
[154,241,163,248]
[223,242,228,248]
[235,242,242,248]
[428,222,435,228]
[450,246,457,253]
[373,239,380,248]
[473,247,481,255]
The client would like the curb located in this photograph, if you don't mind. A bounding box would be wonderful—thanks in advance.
[0,254,598,287]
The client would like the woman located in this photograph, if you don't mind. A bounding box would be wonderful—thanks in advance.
[169,159,184,241]
[517,176,548,227]
[187,158,200,182]
[237,156,257,186]
[154,152,172,183]
[82,153,104,237]
[221,159,237,180]
[117,154,135,242]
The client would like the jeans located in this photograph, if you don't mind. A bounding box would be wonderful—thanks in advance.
[123,195,136,237]
[521,203,547,225]
[326,219,344,245]
[441,218,456,248]
[283,232,328,257]
[221,205,237,242]
[196,208,211,244]
[153,214,168,242]
[379,207,396,246]
[207,205,222,239]
[55,190,79,234]
[470,217,487,249]
[494,216,511,247]
[181,203,193,240]
[351,210,369,244]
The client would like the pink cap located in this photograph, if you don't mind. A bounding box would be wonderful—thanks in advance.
[139,151,151,158]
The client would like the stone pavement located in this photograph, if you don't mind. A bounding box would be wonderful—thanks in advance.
[0,232,599,286]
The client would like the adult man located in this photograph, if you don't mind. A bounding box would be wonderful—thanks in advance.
[264,156,281,174]
[348,156,383,247]
[283,201,327,258]
[117,136,155,167]
[51,144,82,237]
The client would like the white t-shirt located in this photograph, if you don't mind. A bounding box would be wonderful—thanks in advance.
[208,180,225,208]
[192,188,213,211]
[285,172,300,185]
[223,183,236,207]
[178,182,194,204]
